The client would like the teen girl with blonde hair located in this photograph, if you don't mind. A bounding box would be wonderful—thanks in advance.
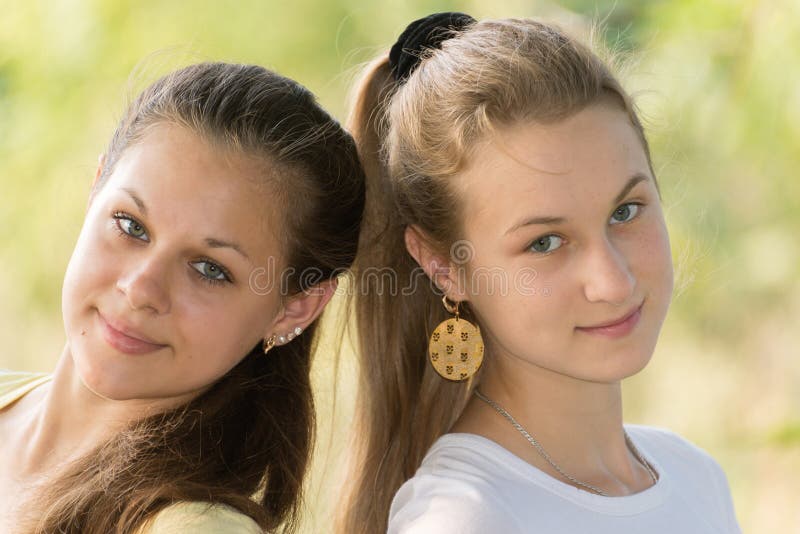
[340,12,741,533]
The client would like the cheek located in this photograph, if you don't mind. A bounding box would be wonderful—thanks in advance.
[465,256,566,353]
[632,215,674,299]
[62,218,117,316]
[657,221,674,292]
[174,296,271,372]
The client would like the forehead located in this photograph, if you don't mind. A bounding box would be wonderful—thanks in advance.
[456,103,653,232]
[101,123,283,264]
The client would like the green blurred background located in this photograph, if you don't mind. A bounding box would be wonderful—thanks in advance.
[1,0,797,532]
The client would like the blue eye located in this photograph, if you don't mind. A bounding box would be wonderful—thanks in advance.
[113,211,231,287]
[526,202,646,255]
[190,260,232,286]
[528,235,564,254]
[113,212,149,242]
[610,202,643,225]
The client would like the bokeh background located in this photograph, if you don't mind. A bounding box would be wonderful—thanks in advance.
[1,0,798,532]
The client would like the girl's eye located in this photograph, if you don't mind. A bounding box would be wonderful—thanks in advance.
[528,235,564,254]
[526,203,646,255]
[610,202,643,225]
[190,260,232,286]
[113,212,149,242]
[113,211,231,287]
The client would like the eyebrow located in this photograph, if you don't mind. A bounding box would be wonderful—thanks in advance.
[121,187,251,261]
[503,173,650,235]
[205,238,251,261]
[122,187,148,216]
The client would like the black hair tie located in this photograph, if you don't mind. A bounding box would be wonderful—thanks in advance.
[389,12,476,83]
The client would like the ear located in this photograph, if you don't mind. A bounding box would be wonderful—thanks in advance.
[404,225,467,301]
[265,277,339,342]
[88,153,105,209]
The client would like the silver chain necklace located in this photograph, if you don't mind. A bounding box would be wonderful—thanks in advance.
[474,389,658,496]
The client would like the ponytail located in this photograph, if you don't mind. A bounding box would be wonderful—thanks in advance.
[337,55,476,534]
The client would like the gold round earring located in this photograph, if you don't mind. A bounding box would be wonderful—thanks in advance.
[428,295,484,381]
[262,334,277,355]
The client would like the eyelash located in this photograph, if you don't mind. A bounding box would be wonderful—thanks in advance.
[525,202,646,256]
[111,211,233,286]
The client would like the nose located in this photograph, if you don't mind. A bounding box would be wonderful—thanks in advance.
[116,256,171,314]
[581,237,636,306]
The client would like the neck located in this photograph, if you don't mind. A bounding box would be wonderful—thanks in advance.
[454,350,655,496]
[14,344,178,479]
[481,353,626,459]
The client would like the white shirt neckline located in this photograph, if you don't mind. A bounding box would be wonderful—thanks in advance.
[433,424,671,516]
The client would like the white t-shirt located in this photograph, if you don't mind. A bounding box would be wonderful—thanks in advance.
[388,424,742,534]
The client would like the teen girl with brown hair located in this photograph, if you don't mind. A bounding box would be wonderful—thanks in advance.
[0,62,364,533]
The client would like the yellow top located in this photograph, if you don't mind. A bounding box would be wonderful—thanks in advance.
[137,502,263,534]
[0,370,264,534]
[0,369,52,407]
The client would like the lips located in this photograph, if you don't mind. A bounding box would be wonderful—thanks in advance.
[576,302,643,338]
[581,303,643,329]
[97,310,167,355]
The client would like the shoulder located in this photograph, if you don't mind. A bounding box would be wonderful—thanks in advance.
[0,370,51,409]
[626,424,741,529]
[625,423,725,472]
[388,434,524,534]
[139,502,263,534]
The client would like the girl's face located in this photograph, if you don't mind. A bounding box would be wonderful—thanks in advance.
[453,102,673,384]
[62,123,289,401]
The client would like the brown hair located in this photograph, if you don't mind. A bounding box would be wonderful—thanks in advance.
[339,17,658,534]
[30,62,365,534]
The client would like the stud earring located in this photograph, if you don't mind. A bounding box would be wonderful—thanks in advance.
[262,333,277,355]
[286,326,303,341]
[428,296,484,381]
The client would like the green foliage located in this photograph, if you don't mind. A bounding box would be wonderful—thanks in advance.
[768,421,800,447]
[1,1,797,531]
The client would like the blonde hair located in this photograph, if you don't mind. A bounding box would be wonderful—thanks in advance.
[339,17,658,534]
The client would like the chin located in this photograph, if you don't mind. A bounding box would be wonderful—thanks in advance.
[619,352,653,381]
[71,349,152,401]
[79,360,214,406]
[578,347,654,384]
[76,362,137,400]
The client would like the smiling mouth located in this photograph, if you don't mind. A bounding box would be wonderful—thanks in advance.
[96,310,167,355]
[580,303,643,329]
[575,302,643,337]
